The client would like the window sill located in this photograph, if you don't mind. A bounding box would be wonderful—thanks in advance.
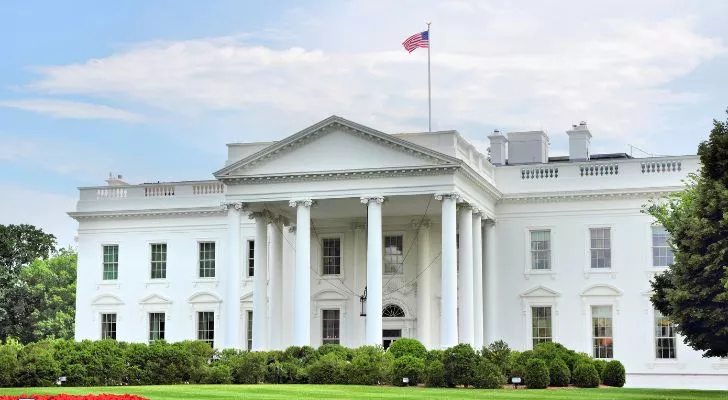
[646,361,685,370]
[193,279,219,288]
[523,270,556,280]
[583,269,616,279]
[96,281,120,289]
[145,280,170,288]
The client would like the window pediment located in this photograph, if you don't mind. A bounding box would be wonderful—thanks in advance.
[580,284,623,297]
[187,291,222,304]
[520,285,560,298]
[92,294,124,306]
[139,294,172,305]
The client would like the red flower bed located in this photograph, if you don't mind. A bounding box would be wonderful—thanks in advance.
[0,395,148,400]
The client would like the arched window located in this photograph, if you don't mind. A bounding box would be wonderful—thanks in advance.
[382,304,405,318]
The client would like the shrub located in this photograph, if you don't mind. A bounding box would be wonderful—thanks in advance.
[0,339,22,387]
[508,363,525,382]
[593,359,607,381]
[317,344,351,361]
[443,344,478,387]
[472,359,505,389]
[548,358,570,387]
[348,346,387,385]
[307,353,348,384]
[602,360,626,387]
[481,340,511,377]
[573,362,600,388]
[202,364,232,384]
[16,341,60,387]
[425,349,444,363]
[390,355,425,386]
[387,338,427,360]
[220,350,265,384]
[284,345,317,365]
[424,360,446,387]
[524,359,549,389]
[515,350,535,369]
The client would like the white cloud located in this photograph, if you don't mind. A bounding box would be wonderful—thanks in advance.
[17,0,728,145]
[0,184,78,248]
[0,99,144,122]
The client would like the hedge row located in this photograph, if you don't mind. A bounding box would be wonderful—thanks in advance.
[0,337,624,389]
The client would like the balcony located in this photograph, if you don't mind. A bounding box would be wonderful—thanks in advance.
[495,156,698,196]
[76,181,226,213]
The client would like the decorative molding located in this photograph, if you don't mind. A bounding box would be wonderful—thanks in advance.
[434,192,462,202]
[500,187,682,204]
[289,199,314,208]
[69,206,227,221]
[220,201,246,211]
[360,196,384,205]
[222,165,459,185]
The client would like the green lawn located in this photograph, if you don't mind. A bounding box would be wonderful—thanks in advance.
[1,385,728,399]
[1,385,727,400]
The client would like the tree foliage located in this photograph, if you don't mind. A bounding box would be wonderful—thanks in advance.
[644,109,728,357]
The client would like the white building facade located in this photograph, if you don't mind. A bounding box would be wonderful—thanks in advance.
[71,116,728,389]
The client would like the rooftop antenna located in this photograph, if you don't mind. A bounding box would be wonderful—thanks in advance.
[628,144,655,158]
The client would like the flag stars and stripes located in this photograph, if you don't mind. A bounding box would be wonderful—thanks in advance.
[402,30,429,53]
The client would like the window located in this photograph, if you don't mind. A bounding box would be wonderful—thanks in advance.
[592,305,613,358]
[322,238,341,275]
[101,313,117,340]
[199,242,216,278]
[531,306,552,347]
[197,311,214,347]
[590,228,611,269]
[382,304,405,318]
[655,309,676,359]
[652,226,674,267]
[246,310,253,351]
[383,235,404,274]
[322,309,340,344]
[247,240,255,277]
[149,312,165,342]
[150,243,167,279]
[102,245,119,280]
[530,230,551,270]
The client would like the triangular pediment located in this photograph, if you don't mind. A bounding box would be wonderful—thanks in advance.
[214,115,459,178]
[520,285,560,298]
[139,294,172,305]
[580,284,623,297]
[92,294,124,306]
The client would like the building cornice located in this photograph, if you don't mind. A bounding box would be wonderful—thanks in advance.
[499,187,681,203]
[67,206,227,221]
[217,165,460,184]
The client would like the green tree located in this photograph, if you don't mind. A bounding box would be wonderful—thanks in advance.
[20,249,77,341]
[644,109,728,357]
[0,224,57,342]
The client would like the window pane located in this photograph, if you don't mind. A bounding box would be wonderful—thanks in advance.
[150,243,167,279]
[247,311,253,351]
[199,242,216,278]
[322,309,340,344]
[149,312,165,342]
[590,228,611,269]
[655,309,677,359]
[651,226,674,267]
[530,230,551,270]
[531,306,552,347]
[197,311,215,347]
[591,305,613,358]
[247,240,255,277]
[322,238,341,275]
[101,313,117,340]
[103,245,119,280]
[383,235,404,274]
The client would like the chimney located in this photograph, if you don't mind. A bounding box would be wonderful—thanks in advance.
[488,129,507,166]
[566,121,592,161]
[105,173,128,186]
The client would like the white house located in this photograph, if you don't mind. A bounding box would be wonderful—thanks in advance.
[70,115,728,389]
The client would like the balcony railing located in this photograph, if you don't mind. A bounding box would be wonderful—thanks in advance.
[80,181,226,203]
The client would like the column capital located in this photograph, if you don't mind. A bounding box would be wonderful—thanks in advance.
[360,195,384,205]
[434,192,461,202]
[220,201,246,211]
[289,199,314,208]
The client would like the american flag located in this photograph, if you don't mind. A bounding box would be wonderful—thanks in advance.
[402,30,429,53]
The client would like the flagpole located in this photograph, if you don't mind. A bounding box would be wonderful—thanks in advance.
[427,21,431,132]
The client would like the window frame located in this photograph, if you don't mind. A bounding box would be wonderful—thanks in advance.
[321,237,342,276]
[531,305,553,348]
[198,241,217,279]
[654,309,677,360]
[246,239,255,279]
[651,226,674,268]
[383,233,405,275]
[148,312,166,342]
[591,305,614,359]
[321,308,341,345]
[197,311,215,348]
[246,310,253,351]
[523,227,556,277]
[100,312,117,340]
[101,243,119,281]
[149,242,167,280]
[584,225,616,277]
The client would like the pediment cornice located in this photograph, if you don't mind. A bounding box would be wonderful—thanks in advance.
[222,165,459,184]
[214,115,461,180]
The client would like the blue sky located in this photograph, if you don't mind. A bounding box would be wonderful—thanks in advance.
[1,0,727,246]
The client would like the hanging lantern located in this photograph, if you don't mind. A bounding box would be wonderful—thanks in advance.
[360,286,367,317]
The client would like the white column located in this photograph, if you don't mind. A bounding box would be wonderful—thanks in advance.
[436,193,459,348]
[290,199,312,346]
[268,220,283,350]
[224,202,242,349]
[458,205,474,346]
[416,219,432,348]
[472,212,484,349]
[484,219,497,344]
[361,196,384,346]
[252,214,268,351]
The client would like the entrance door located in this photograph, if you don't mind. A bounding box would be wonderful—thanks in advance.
[383,329,402,349]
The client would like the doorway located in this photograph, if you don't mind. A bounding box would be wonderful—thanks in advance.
[383,329,402,349]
